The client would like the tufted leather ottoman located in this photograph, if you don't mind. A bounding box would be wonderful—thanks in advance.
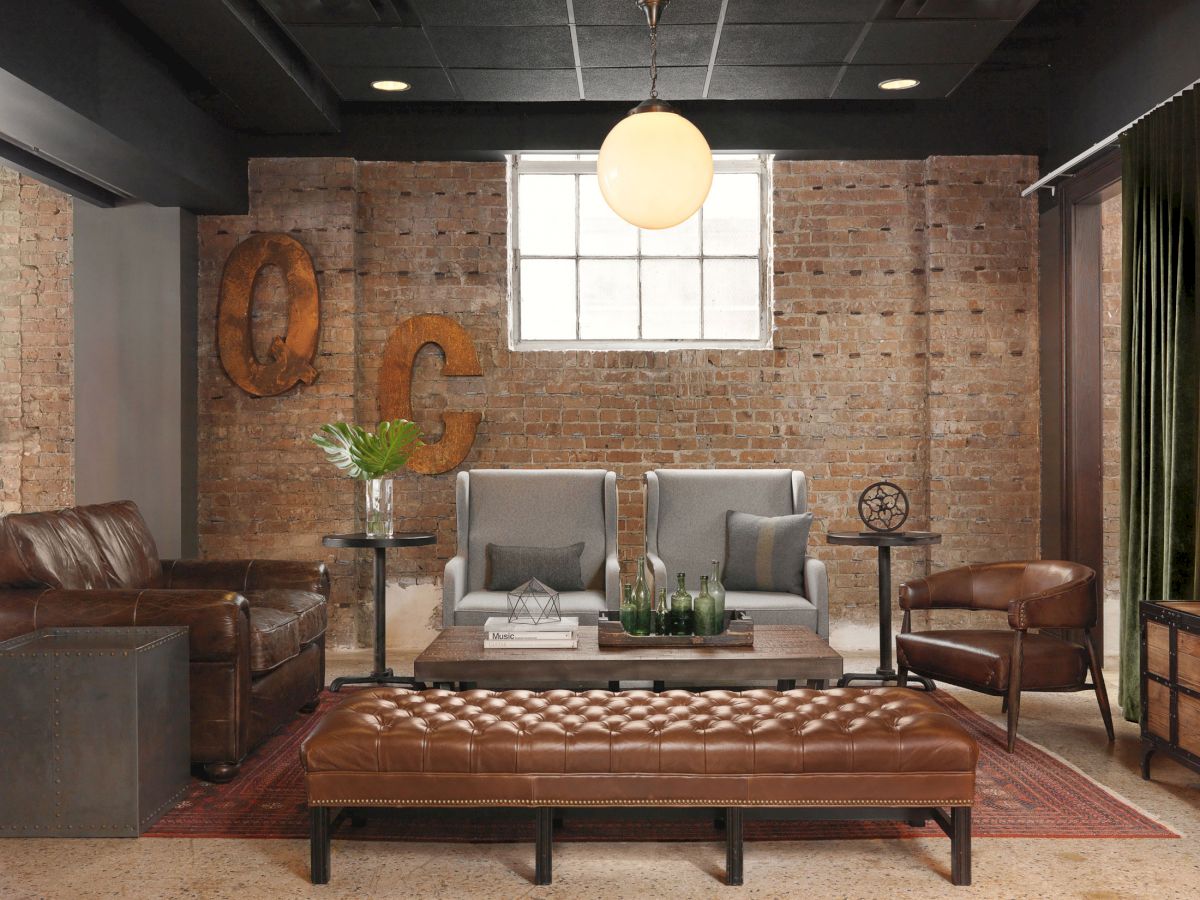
[303,687,978,887]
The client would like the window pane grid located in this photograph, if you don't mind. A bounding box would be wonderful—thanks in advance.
[512,155,768,347]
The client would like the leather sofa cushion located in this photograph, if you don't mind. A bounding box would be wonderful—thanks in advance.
[76,501,161,590]
[247,589,327,646]
[896,629,1089,691]
[303,687,979,808]
[249,606,301,674]
[0,508,110,589]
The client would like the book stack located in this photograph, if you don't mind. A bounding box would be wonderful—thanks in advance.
[483,616,579,649]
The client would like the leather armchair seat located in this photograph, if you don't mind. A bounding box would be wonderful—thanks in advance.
[0,501,329,781]
[897,560,1113,752]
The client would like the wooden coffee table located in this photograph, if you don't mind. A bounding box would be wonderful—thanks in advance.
[414,625,843,691]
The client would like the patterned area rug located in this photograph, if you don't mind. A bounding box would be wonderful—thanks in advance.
[148,689,1176,841]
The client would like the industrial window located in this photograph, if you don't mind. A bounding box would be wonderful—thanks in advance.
[509,153,771,350]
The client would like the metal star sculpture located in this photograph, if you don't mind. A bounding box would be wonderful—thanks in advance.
[506,578,562,626]
[858,481,910,533]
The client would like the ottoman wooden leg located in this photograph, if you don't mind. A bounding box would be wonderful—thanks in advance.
[535,807,554,885]
[951,807,971,886]
[725,807,744,886]
[310,807,330,885]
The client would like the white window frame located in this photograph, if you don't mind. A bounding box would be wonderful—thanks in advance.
[507,153,774,351]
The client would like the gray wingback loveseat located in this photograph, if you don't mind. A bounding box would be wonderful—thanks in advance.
[644,469,829,637]
[442,469,620,626]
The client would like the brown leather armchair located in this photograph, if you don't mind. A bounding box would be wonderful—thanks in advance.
[0,501,328,781]
[896,560,1114,752]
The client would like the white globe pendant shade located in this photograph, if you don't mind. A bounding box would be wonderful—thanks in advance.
[597,103,713,230]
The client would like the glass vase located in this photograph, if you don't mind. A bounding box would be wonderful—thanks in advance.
[363,477,393,537]
[694,575,719,636]
[709,559,727,633]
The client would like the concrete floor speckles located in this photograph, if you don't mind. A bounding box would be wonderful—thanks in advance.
[1,652,1197,900]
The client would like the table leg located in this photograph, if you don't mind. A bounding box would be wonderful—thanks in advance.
[838,546,934,690]
[330,545,424,692]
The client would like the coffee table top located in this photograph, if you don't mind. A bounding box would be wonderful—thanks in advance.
[414,625,843,684]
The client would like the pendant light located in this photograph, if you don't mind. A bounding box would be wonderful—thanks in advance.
[597,0,713,230]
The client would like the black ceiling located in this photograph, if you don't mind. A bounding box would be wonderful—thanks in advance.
[244,0,1040,105]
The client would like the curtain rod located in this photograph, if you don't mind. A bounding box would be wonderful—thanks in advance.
[1021,76,1200,197]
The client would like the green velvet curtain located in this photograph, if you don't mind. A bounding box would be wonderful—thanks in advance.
[1119,88,1200,721]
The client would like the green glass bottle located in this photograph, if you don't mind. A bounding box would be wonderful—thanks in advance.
[619,583,638,635]
[654,588,670,635]
[670,572,694,636]
[709,559,727,634]
[632,556,652,636]
[694,575,718,636]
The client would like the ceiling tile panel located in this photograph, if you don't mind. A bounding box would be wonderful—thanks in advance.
[451,68,581,101]
[724,1,885,23]
[716,23,863,65]
[708,65,840,100]
[324,66,457,100]
[426,25,576,68]
[832,63,974,98]
[261,0,384,25]
[576,24,717,67]
[582,66,709,100]
[894,0,1039,19]
[412,0,567,27]
[572,0,724,25]
[852,20,1015,64]
[287,25,440,67]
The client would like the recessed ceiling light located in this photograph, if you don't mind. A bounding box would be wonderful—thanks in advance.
[371,79,411,92]
[878,78,921,91]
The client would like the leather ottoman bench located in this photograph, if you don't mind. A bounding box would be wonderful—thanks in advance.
[302,687,978,887]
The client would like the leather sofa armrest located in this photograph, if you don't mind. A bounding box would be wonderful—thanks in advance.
[162,559,329,598]
[442,555,467,628]
[804,556,830,639]
[33,588,250,662]
[1008,580,1096,631]
[899,577,931,611]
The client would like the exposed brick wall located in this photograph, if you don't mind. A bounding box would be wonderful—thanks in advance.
[0,166,74,514]
[1101,192,1122,616]
[197,156,1040,648]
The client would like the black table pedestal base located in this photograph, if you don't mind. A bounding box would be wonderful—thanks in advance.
[837,669,936,691]
[329,671,427,692]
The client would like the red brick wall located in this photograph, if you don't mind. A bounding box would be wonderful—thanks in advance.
[0,165,74,514]
[197,156,1040,647]
[1101,192,1122,622]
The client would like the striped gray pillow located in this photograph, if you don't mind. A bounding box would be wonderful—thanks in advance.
[723,510,812,595]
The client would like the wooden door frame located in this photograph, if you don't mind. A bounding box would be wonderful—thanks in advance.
[1039,147,1122,656]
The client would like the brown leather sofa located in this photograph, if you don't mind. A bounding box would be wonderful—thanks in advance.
[896,560,1114,752]
[0,501,328,782]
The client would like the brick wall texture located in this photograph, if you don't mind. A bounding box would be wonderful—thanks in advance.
[1101,192,1122,613]
[0,165,74,514]
[197,156,1041,647]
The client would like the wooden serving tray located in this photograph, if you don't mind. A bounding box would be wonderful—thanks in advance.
[597,611,754,648]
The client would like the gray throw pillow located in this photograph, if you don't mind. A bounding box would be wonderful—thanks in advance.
[723,510,812,595]
[486,542,585,592]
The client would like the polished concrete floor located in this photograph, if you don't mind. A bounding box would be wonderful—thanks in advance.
[2,651,1198,900]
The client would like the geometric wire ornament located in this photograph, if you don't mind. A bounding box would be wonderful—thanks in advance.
[858,481,910,533]
[506,577,562,626]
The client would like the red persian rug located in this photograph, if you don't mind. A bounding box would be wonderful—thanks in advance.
[148,690,1177,842]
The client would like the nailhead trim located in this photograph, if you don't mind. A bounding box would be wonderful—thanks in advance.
[309,798,973,808]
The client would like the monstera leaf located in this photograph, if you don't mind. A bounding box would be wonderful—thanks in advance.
[312,420,423,480]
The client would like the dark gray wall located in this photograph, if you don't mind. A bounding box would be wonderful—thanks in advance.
[73,202,198,557]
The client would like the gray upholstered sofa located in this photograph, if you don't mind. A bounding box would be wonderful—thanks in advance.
[644,469,829,637]
[442,469,620,626]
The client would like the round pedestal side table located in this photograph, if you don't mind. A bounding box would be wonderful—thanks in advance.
[322,532,436,692]
[825,530,942,690]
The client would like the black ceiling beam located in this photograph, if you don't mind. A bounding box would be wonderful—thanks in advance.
[116,0,341,134]
[0,0,245,212]
[243,65,1045,162]
[0,138,121,208]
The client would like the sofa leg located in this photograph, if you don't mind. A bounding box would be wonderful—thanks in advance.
[311,807,330,885]
[300,698,320,714]
[725,807,744,886]
[535,807,553,885]
[1085,632,1116,742]
[1006,632,1023,753]
[201,762,240,783]
[897,666,908,689]
[950,807,971,886]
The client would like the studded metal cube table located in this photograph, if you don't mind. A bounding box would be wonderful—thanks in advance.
[0,626,190,837]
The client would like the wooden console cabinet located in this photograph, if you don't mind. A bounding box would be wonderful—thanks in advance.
[1141,600,1200,779]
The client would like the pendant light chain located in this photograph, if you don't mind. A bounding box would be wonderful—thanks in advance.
[649,25,659,99]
